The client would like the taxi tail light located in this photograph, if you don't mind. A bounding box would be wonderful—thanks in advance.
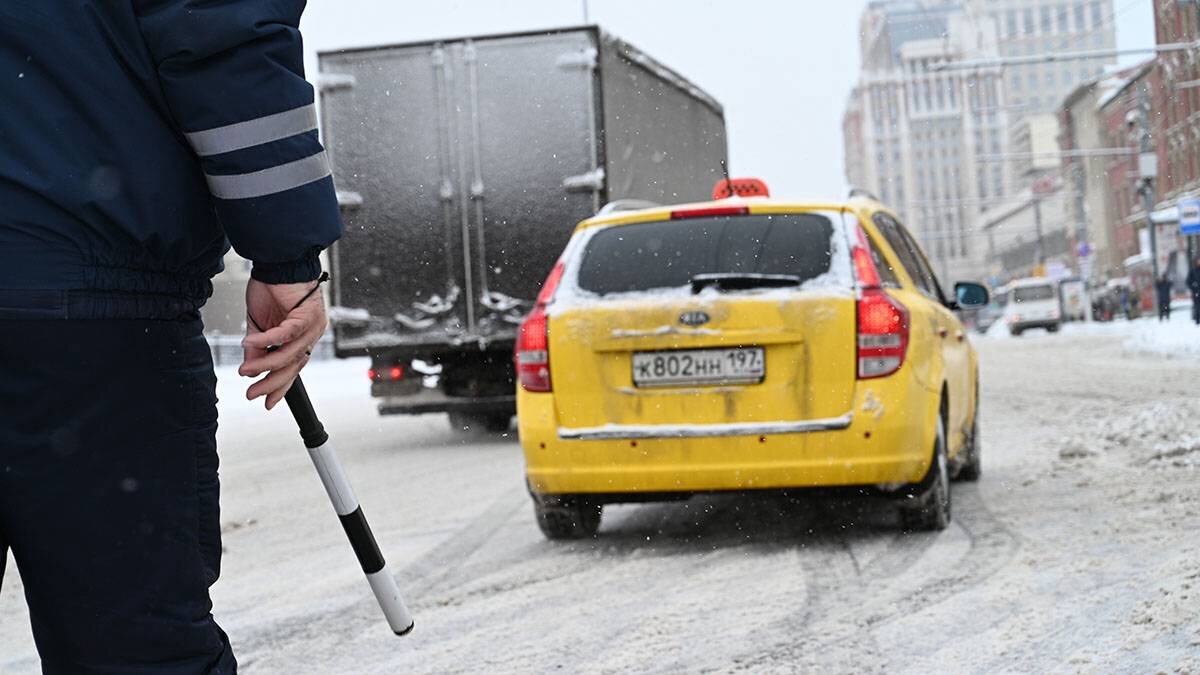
[851,224,882,289]
[857,289,909,379]
[516,260,565,393]
[516,307,551,392]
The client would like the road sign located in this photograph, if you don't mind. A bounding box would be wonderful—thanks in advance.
[1077,241,1091,258]
[1180,197,1200,236]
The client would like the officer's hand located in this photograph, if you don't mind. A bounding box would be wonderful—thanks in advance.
[240,278,328,410]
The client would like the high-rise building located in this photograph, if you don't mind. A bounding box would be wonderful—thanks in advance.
[844,0,1008,283]
[968,0,1117,118]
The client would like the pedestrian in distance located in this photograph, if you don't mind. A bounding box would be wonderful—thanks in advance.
[0,2,340,673]
[1155,273,1173,322]
[1188,257,1200,325]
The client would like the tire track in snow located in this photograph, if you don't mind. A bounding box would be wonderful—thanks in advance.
[231,485,527,661]
[404,495,820,672]
[731,484,1019,671]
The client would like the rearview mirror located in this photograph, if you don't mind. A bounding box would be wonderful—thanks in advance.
[955,281,990,309]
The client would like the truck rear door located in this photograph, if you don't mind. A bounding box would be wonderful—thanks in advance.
[319,30,601,350]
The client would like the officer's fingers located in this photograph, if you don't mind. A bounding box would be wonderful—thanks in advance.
[246,356,306,405]
[243,315,307,351]
[239,338,308,377]
[264,379,295,411]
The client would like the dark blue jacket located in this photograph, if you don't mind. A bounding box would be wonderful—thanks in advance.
[0,0,342,319]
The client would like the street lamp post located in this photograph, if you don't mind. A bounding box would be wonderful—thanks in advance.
[1135,82,1160,283]
[1032,194,1046,268]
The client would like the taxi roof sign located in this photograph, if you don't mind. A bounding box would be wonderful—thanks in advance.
[713,178,770,200]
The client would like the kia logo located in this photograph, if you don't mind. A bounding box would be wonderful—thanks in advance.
[679,311,710,327]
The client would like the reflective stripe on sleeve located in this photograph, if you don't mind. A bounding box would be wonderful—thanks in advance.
[185,103,319,157]
[205,151,331,200]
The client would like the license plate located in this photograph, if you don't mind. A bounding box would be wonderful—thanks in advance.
[632,347,765,387]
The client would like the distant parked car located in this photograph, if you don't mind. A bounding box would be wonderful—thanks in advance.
[1058,278,1088,322]
[1002,278,1061,336]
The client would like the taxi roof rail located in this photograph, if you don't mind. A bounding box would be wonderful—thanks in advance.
[597,199,662,215]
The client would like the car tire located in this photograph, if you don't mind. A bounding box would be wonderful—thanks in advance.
[448,411,512,434]
[1047,323,1060,333]
[533,497,602,540]
[956,385,982,482]
[1009,327,1022,337]
[901,415,951,532]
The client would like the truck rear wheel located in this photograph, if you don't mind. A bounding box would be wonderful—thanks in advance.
[448,411,512,434]
[533,497,602,540]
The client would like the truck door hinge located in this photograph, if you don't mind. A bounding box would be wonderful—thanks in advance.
[557,48,598,70]
[336,190,363,208]
[317,73,356,92]
[563,167,605,192]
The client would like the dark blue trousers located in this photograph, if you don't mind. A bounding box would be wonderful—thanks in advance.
[0,317,236,674]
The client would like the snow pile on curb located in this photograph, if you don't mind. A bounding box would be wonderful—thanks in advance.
[1058,399,1200,468]
[1123,317,1200,358]
[1123,556,1200,665]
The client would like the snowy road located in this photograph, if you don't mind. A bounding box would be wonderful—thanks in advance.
[3,321,1199,672]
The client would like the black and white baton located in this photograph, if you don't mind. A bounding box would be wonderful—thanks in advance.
[282,376,415,636]
[250,275,413,636]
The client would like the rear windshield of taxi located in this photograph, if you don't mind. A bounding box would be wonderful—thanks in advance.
[1012,285,1055,302]
[574,214,835,295]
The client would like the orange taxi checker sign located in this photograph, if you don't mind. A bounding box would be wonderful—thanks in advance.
[712,177,770,200]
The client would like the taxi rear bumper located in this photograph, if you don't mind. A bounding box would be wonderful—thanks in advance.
[520,389,936,496]
[556,414,853,440]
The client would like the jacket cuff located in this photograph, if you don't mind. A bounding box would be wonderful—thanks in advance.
[250,250,322,284]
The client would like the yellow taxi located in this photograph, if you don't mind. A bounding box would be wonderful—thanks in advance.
[515,180,989,539]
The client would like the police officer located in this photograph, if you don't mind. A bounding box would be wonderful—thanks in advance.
[0,2,339,672]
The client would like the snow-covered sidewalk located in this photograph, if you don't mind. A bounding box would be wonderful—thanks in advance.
[983,302,1200,358]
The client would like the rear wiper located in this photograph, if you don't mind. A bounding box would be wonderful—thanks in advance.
[690,273,803,293]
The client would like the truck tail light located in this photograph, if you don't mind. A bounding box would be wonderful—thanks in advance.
[857,289,909,379]
[368,366,405,381]
[516,259,565,393]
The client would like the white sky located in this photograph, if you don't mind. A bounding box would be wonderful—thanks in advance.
[300,0,1156,201]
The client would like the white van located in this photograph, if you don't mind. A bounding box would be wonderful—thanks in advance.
[1002,277,1061,336]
